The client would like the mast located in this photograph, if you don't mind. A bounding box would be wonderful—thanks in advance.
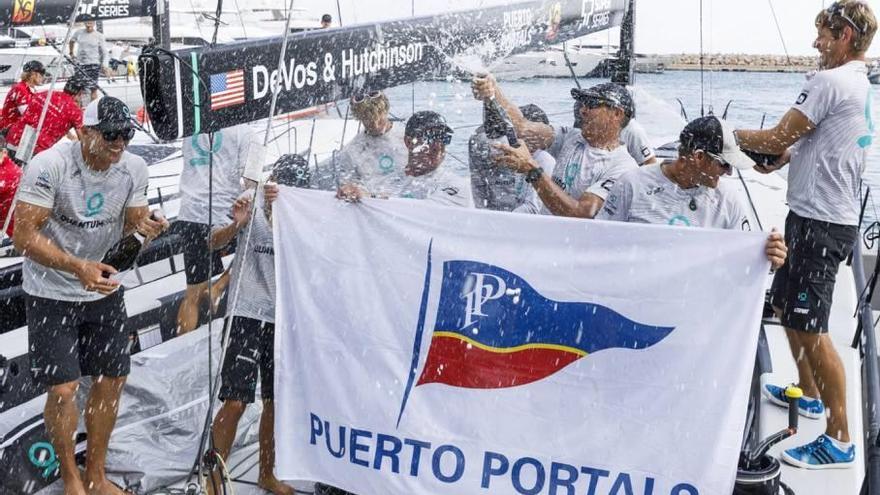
[152,0,170,49]
[611,0,635,85]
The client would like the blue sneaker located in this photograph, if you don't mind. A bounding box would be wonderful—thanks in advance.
[782,435,855,469]
[762,383,825,419]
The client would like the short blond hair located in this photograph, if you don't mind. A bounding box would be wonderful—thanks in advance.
[350,92,389,123]
[816,1,877,54]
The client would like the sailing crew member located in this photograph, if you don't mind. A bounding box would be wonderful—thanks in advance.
[69,20,109,101]
[590,115,786,268]
[0,60,45,136]
[176,124,257,335]
[469,103,549,211]
[334,90,409,195]
[0,133,21,237]
[13,96,167,495]
[205,155,305,495]
[5,76,91,165]
[573,96,658,166]
[338,110,472,207]
[320,13,333,28]
[472,75,637,218]
[735,0,877,469]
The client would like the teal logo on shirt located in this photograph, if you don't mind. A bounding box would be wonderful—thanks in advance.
[378,154,395,173]
[858,90,874,149]
[84,192,104,217]
[188,132,225,166]
[563,162,580,190]
[668,215,691,226]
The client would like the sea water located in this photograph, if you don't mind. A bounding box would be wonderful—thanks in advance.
[382,70,880,209]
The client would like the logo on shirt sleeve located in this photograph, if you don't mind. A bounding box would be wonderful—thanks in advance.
[34,171,52,191]
[741,218,751,232]
[600,178,615,191]
[640,146,651,158]
[795,92,808,105]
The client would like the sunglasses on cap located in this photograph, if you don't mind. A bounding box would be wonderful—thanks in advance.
[98,127,135,142]
[825,1,868,35]
[580,97,619,111]
[352,90,382,104]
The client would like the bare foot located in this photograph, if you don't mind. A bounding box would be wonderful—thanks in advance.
[83,477,126,495]
[258,475,296,495]
[62,478,88,495]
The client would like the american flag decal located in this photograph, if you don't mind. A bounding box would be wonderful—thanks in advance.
[210,70,245,110]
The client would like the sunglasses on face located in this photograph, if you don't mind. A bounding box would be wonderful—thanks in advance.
[414,130,453,146]
[701,150,731,171]
[352,90,382,104]
[100,127,135,142]
[581,98,617,110]
[826,2,868,35]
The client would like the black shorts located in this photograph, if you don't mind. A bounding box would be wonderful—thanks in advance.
[219,316,275,403]
[769,211,857,334]
[79,64,101,85]
[27,290,130,386]
[177,220,225,285]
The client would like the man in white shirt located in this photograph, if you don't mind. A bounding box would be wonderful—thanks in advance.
[597,115,786,268]
[735,0,877,469]
[176,124,255,335]
[338,110,471,208]
[69,21,109,101]
[573,98,658,166]
[472,77,637,218]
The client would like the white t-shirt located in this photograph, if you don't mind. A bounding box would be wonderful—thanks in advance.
[227,194,275,323]
[178,124,255,226]
[517,126,638,215]
[621,119,656,165]
[18,141,149,301]
[71,29,108,66]
[596,164,752,231]
[338,125,472,208]
[788,61,873,226]
[336,124,410,197]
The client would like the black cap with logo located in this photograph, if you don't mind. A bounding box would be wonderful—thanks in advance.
[83,96,134,132]
[272,154,311,188]
[405,111,454,143]
[571,83,635,120]
[679,116,755,172]
[22,60,46,75]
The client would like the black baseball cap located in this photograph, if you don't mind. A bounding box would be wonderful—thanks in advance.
[64,75,94,94]
[405,111,453,142]
[520,104,549,124]
[571,83,634,120]
[22,60,46,74]
[83,96,134,132]
[679,116,755,172]
[272,154,311,188]
[321,14,332,22]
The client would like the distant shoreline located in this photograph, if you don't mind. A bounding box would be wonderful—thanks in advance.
[649,54,824,73]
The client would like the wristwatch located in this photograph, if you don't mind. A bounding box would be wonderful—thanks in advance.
[525,166,544,184]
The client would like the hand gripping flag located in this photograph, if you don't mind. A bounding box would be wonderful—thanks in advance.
[417,260,675,389]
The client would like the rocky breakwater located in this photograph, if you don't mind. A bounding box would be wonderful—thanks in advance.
[659,53,821,72]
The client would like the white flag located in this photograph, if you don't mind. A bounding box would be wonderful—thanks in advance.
[274,188,768,495]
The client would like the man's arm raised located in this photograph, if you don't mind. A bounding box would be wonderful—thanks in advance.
[472,74,555,151]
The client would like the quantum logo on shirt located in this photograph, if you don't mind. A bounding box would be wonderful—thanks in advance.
[795,92,808,105]
[859,90,874,149]
[668,215,691,227]
[84,192,104,217]
[378,154,395,173]
[188,132,224,166]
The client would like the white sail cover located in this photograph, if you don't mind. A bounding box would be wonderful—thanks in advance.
[273,188,769,495]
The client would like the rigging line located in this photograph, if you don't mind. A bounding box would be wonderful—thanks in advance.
[336,0,344,26]
[699,0,705,117]
[767,0,792,65]
[211,0,225,46]
[411,0,415,115]
[191,1,298,488]
[188,0,206,39]
[232,0,248,39]
[1,0,84,238]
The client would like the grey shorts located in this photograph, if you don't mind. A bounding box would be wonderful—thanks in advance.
[27,290,131,386]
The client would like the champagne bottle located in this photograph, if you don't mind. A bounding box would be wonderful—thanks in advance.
[101,211,163,276]
[483,97,520,148]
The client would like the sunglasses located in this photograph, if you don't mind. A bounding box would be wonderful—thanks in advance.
[581,98,617,110]
[352,90,382,104]
[825,1,868,35]
[701,150,731,171]
[100,127,135,142]
[415,130,453,145]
